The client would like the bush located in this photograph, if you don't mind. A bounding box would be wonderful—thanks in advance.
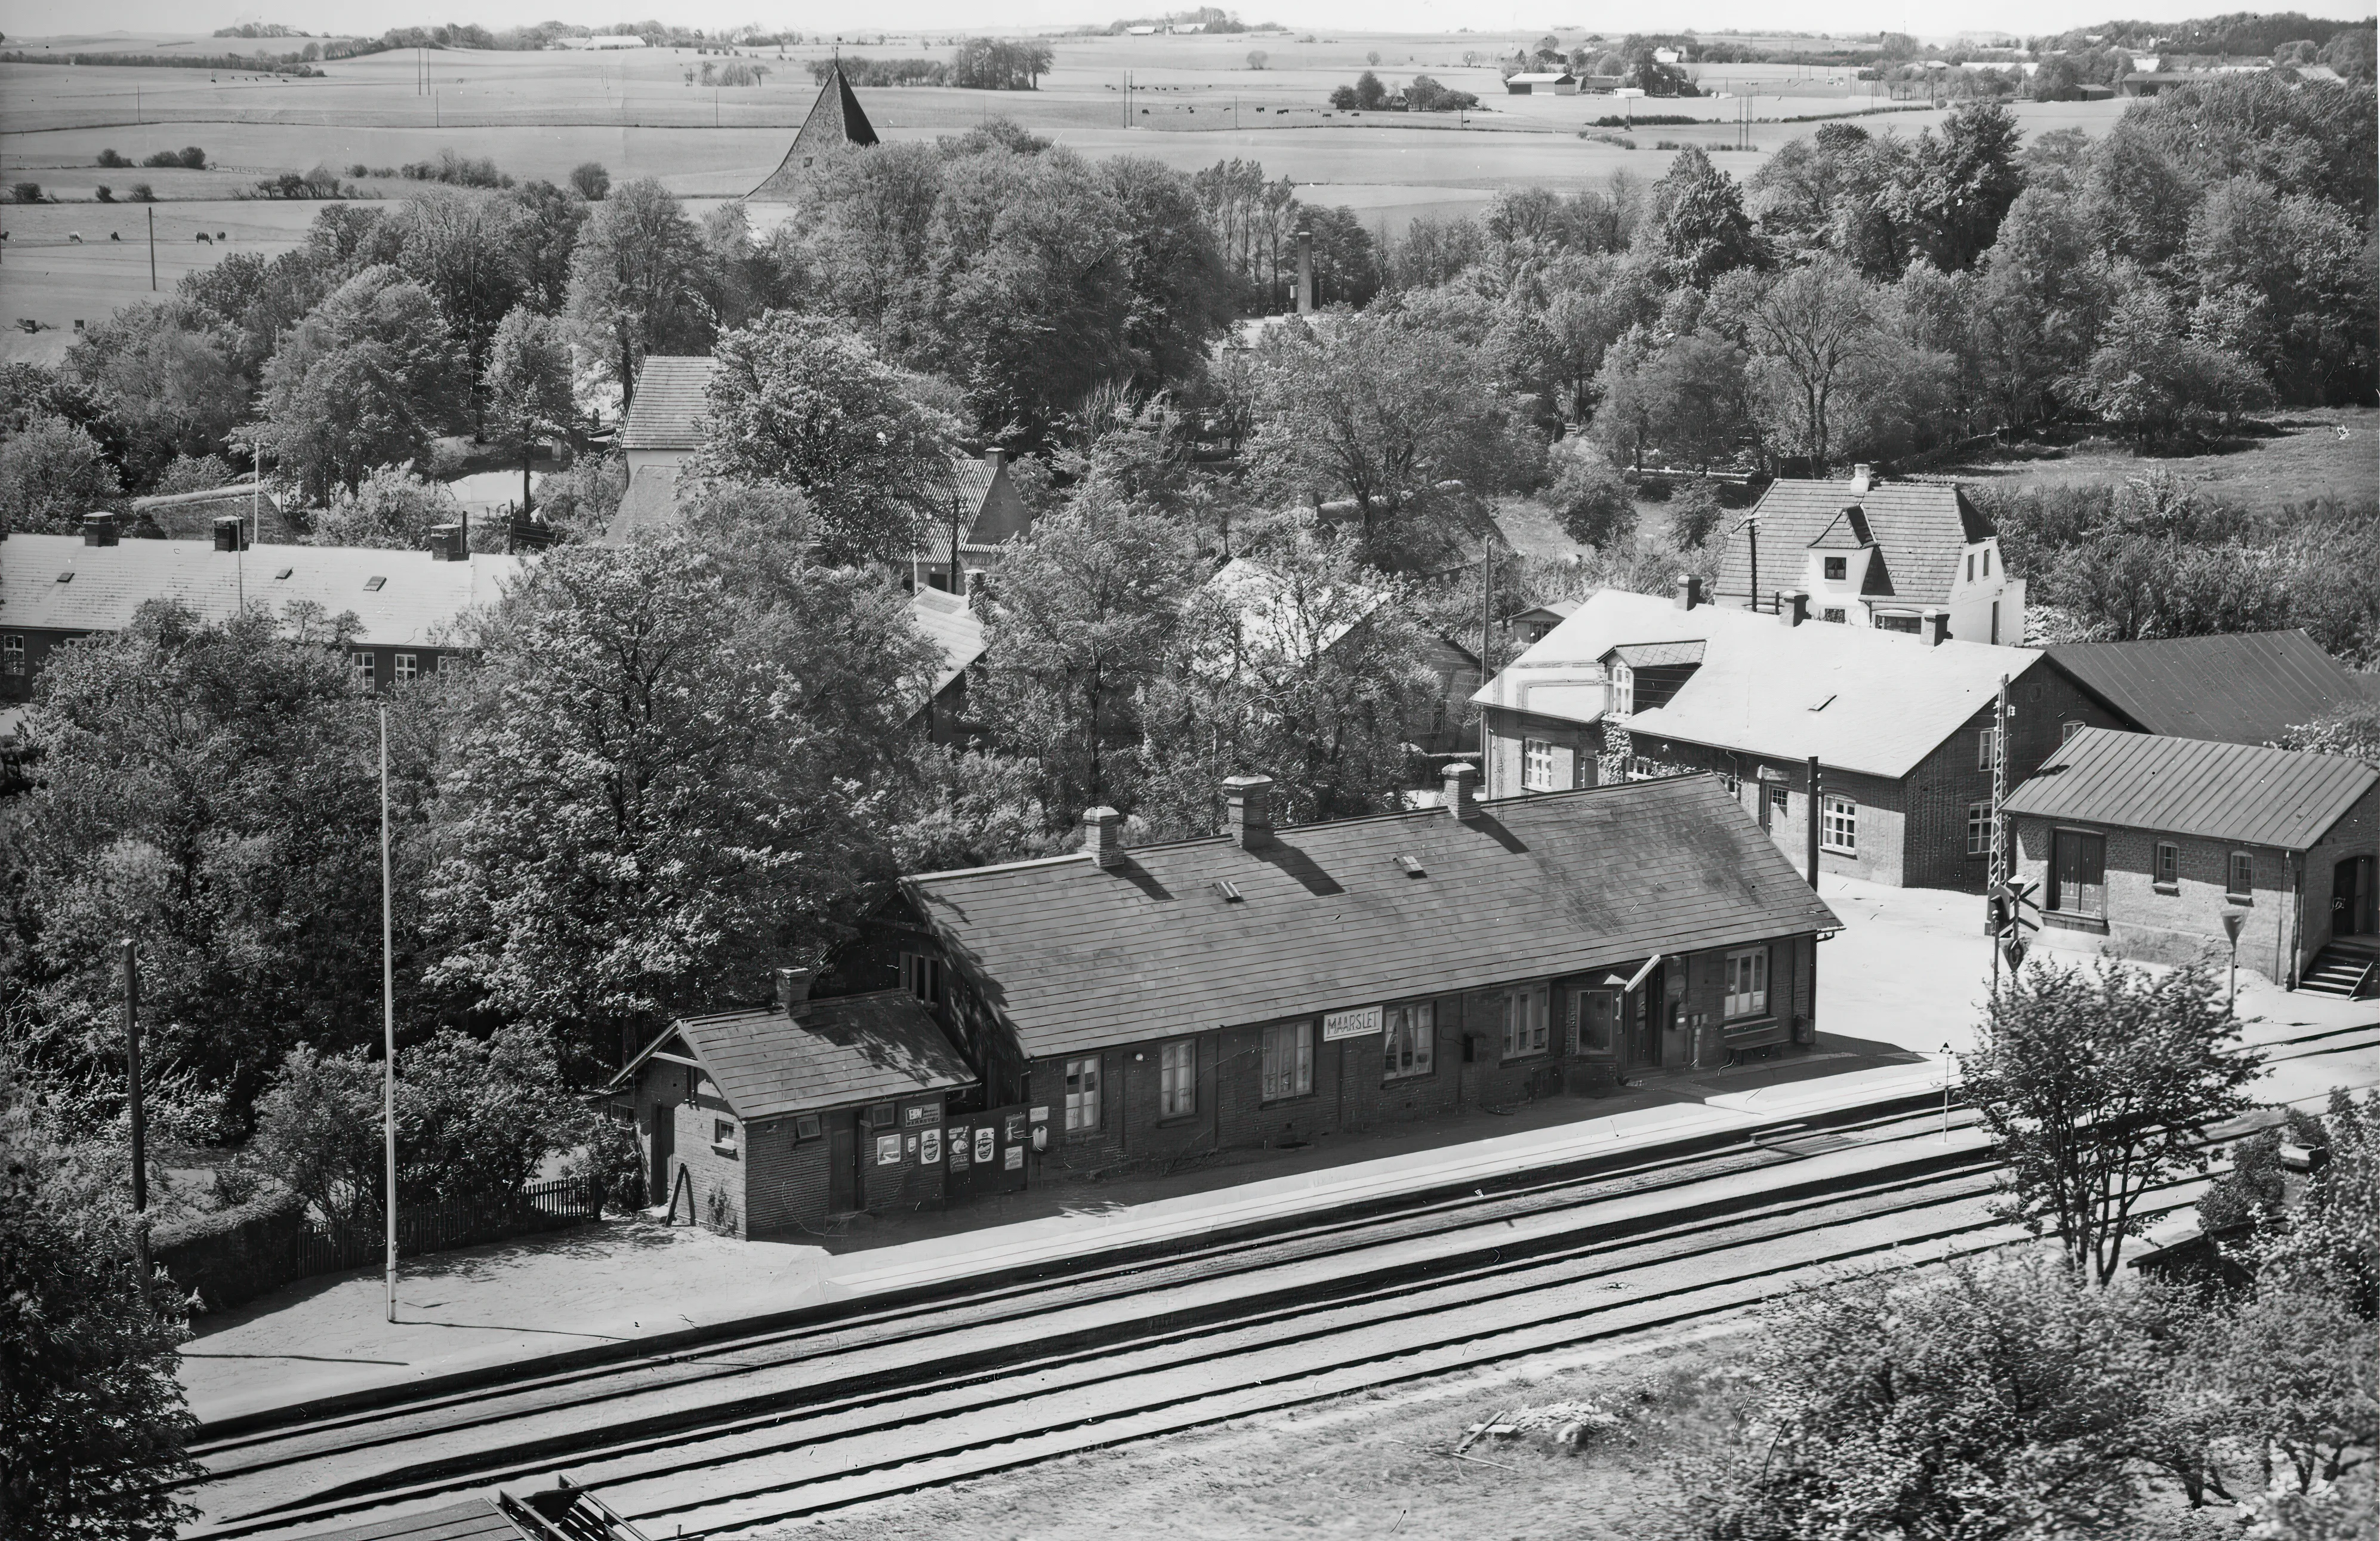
[1670,477,1729,550]
[1591,112,1696,127]
[10,181,41,204]
[399,149,510,189]
[565,1114,647,1213]
[569,161,610,201]
[142,147,206,169]
[128,183,155,202]
[150,1184,308,1312]
[347,162,368,177]
[95,185,113,202]
[97,148,130,168]
[1549,451,1635,547]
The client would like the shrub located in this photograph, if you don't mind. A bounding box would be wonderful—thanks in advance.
[142,147,206,169]
[97,148,130,168]
[128,183,155,202]
[1670,477,1729,549]
[10,181,41,204]
[347,162,368,177]
[568,161,610,201]
[1549,451,1635,547]
[399,149,510,189]
[95,185,113,202]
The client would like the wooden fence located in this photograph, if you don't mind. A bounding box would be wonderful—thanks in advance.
[288,1175,604,1278]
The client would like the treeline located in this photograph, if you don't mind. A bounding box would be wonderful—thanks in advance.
[0,49,323,74]
[806,39,1051,90]
[2039,11,2376,57]
[1102,7,1253,33]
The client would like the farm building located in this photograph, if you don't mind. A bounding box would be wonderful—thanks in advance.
[1713,469,2024,645]
[1505,71,1577,93]
[1471,585,2129,889]
[2003,728,2379,995]
[841,767,1841,1180]
[0,519,521,702]
[908,451,1037,591]
[608,968,980,1237]
[2043,630,2380,748]
[748,60,879,201]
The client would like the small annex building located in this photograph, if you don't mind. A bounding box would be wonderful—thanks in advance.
[909,451,1037,591]
[1715,469,2024,645]
[1472,584,2129,889]
[0,521,521,703]
[129,483,295,543]
[2044,630,2380,748]
[1506,71,1579,93]
[608,969,978,1237]
[619,356,717,477]
[907,584,988,744]
[849,768,1841,1178]
[2002,728,2380,994]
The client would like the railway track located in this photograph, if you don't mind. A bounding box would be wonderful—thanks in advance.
[180,1020,2380,1540]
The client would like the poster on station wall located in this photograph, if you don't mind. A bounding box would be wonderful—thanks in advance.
[1322,1005,1382,1041]
[920,1128,942,1166]
[973,1126,995,1164]
[874,1133,902,1166]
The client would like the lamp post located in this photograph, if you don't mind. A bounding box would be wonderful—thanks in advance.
[1940,1040,1953,1141]
[2221,910,2245,1013]
[380,705,399,1323]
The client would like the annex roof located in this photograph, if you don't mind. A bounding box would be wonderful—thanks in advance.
[2000,727,2376,852]
[125,484,296,543]
[905,775,1840,1062]
[1473,588,2043,780]
[600,464,683,546]
[619,357,717,451]
[1204,556,1382,659]
[748,63,879,200]
[612,990,976,1121]
[1716,477,1990,609]
[1608,640,1706,669]
[2043,630,2380,747]
[0,533,522,648]
[910,585,986,700]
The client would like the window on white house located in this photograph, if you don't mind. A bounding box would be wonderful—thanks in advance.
[1724,948,1769,1019]
[1,636,21,676]
[1607,663,1634,716]
[1160,1039,1196,1118]
[350,651,375,687]
[1629,756,1660,780]
[1876,614,1921,634]
[899,952,939,1003]
[2156,842,2178,886]
[1821,797,1857,854]
[1966,801,1993,856]
[1383,1000,1434,1081]
[1983,548,1991,577]
[1063,1056,1101,1131]
[1499,985,1550,1059]
[1823,608,1846,624]
[1260,1021,1314,1102]
[1967,554,1976,583]
[1522,738,1557,791]
[393,652,419,683]
[1824,556,1847,581]
[2228,851,2253,898]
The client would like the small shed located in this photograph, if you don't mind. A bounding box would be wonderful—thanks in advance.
[608,970,978,1237]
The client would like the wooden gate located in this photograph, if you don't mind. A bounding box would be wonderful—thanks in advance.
[941,1104,1031,1201]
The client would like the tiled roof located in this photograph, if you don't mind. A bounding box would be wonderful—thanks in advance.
[749,64,880,200]
[614,990,976,1121]
[2001,727,2376,850]
[1610,640,1705,668]
[1716,478,1990,609]
[124,485,297,543]
[620,357,717,451]
[600,464,683,547]
[905,775,1841,1061]
[2044,630,2380,747]
[0,533,522,648]
[1204,556,1382,658]
[910,585,986,699]
[1475,588,2042,780]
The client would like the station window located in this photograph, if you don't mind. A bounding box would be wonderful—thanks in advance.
[1821,797,1857,855]
[1522,738,1556,791]
[1499,985,1549,1059]
[1824,556,1847,581]
[1966,801,1993,856]
[1769,786,1789,816]
[1260,1021,1314,1102]
[2156,842,2178,886]
[1823,608,1846,624]
[1159,1039,1196,1118]
[350,651,376,688]
[393,652,419,683]
[1,635,21,676]
[2063,720,2086,742]
[1383,1000,1434,1081]
[899,952,940,1003]
[2228,851,2253,899]
[1977,729,1999,772]
[711,1119,738,1154]
[1724,947,1769,1020]
[1606,663,1634,716]
[1063,1056,1102,1132]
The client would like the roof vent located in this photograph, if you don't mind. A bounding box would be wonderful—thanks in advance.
[55,570,73,584]
[1394,854,1426,877]
[364,576,387,591]
[275,568,293,580]
[1808,693,1836,713]
[1210,879,1244,903]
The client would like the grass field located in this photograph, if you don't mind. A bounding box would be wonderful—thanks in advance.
[1937,408,2380,515]
[0,30,2134,355]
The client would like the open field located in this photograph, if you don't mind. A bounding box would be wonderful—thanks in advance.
[1937,408,2380,514]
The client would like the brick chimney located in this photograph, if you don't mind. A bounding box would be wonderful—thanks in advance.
[427,523,467,562]
[1848,464,1872,497]
[1925,611,1952,646]
[1444,762,1479,822]
[1223,774,1275,850]
[1675,574,1703,611]
[775,965,812,1016]
[81,513,118,547]
[1083,806,1124,868]
[1780,591,1809,627]
[211,514,246,552]
[984,448,1006,473]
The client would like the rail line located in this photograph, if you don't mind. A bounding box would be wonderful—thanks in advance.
[180,1019,2380,1540]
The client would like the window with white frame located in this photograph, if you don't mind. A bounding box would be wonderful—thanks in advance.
[1499,985,1549,1059]
[1977,729,1999,771]
[1260,1021,1314,1102]
[393,652,419,683]
[1159,1039,1196,1118]
[2228,851,2253,899]
[350,651,376,687]
[1383,1000,1433,1081]
[1967,553,1977,583]
[711,1118,738,1154]
[1063,1056,1101,1131]
[2063,720,2085,742]
[2156,842,2178,886]
[1983,548,1991,577]
[1769,786,1789,816]
[1628,756,1660,780]
[1522,738,1557,791]
[1723,947,1769,1019]
[1824,556,1847,581]
[1822,608,1846,624]
[1966,800,1993,856]
[1607,662,1634,716]
[1,635,21,676]
[1821,797,1857,854]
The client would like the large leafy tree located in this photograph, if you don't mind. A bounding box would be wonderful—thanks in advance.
[565,177,716,405]
[1892,99,2027,273]
[482,306,579,516]
[690,313,955,564]
[0,414,121,534]
[424,538,930,1074]
[1585,329,1752,471]
[253,264,464,503]
[374,188,529,410]
[1963,956,2264,1282]
[1648,147,1766,290]
[61,304,247,489]
[1709,256,1892,474]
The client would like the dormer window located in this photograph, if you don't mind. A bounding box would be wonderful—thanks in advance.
[1824,556,1846,581]
[1607,663,1634,716]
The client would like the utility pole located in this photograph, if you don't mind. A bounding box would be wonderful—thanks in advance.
[1989,673,2011,990]
[947,483,962,594]
[124,939,149,1299]
[380,705,399,1325]
[1805,754,1822,889]
[146,207,156,291]
[1478,535,1496,768]
[1746,511,1760,611]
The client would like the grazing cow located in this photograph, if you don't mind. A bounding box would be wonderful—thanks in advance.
[196,232,212,244]
[67,232,82,244]
[109,232,121,241]
[217,232,227,241]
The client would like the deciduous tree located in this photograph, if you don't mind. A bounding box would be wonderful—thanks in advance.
[253,264,464,503]
[483,306,578,516]
[565,177,715,405]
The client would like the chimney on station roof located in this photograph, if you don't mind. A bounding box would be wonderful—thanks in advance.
[1675,574,1703,611]
[1780,590,1810,627]
[775,966,813,1017]
[81,513,118,547]
[1847,464,1872,497]
[1926,611,1952,646]
[1444,762,1479,822]
[1083,806,1124,868]
[211,514,247,552]
[1223,773,1276,850]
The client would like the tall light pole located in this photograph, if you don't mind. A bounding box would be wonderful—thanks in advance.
[124,939,150,1297]
[380,705,399,1324]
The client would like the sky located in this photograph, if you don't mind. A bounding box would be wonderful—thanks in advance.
[3,0,2373,42]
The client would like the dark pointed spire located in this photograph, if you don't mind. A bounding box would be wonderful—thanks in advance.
[748,60,877,201]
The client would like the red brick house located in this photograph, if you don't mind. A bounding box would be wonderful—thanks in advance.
[2003,728,2380,994]
[850,768,1841,1176]
[606,969,978,1237]
[1472,584,2131,890]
